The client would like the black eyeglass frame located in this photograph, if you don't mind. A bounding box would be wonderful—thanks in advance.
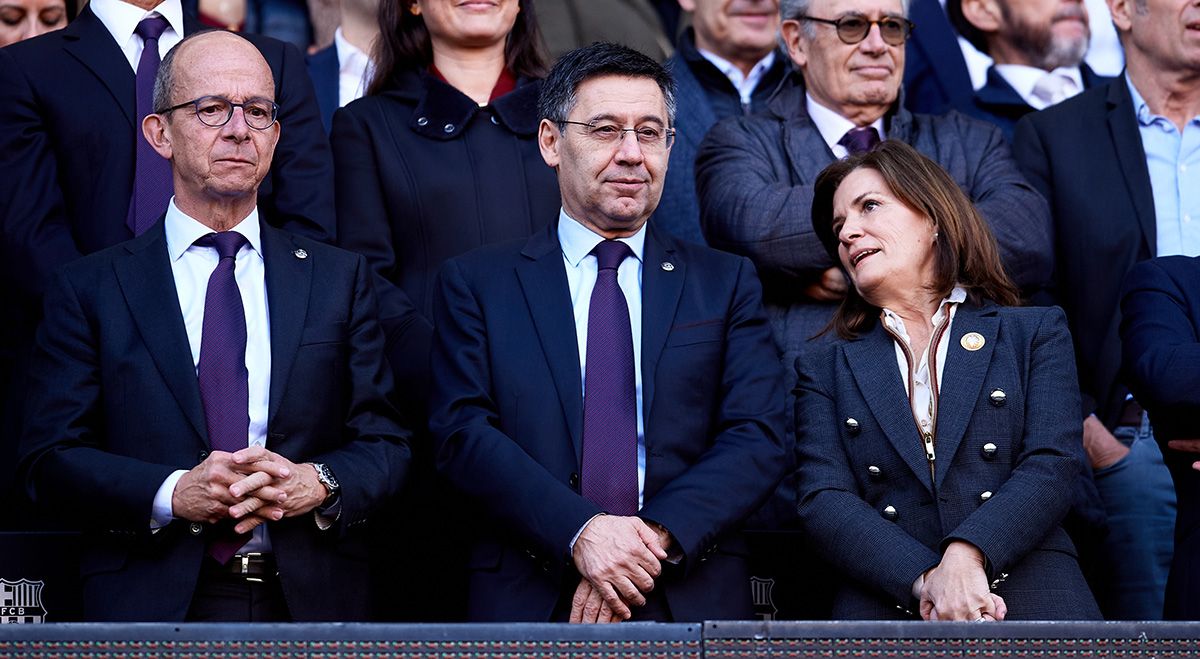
[158,95,280,130]
[558,119,677,150]
[795,14,915,45]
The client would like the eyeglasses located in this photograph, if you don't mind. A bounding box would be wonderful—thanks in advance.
[796,14,915,45]
[559,120,676,151]
[159,95,279,130]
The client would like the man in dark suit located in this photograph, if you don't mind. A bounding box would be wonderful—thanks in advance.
[17,31,409,622]
[0,0,335,514]
[305,0,376,133]
[1122,256,1200,619]
[654,0,787,244]
[1011,0,1198,619]
[429,42,788,623]
[947,0,1110,140]
[902,0,981,115]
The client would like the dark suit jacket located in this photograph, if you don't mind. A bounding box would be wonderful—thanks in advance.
[903,0,976,115]
[968,64,1112,141]
[17,220,410,622]
[1120,255,1200,619]
[795,303,1099,620]
[427,221,788,622]
[306,43,338,134]
[1012,79,1155,427]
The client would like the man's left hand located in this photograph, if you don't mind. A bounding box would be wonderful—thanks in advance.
[226,447,329,533]
[568,578,621,624]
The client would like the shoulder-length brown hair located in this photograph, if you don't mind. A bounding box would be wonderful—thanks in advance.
[368,0,547,95]
[811,140,1020,340]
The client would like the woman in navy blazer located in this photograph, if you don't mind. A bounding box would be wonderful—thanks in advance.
[795,141,1100,621]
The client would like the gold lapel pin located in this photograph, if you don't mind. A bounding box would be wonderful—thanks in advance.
[661,262,675,272]
[293,248,308,259]
[961,332,985,351]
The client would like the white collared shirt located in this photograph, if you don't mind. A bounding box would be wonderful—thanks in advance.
[697,48,777,110]
[151,198,272,552]
[333,26,373,108]
[89,0,185,72]
[806,93,887,159]
[994,64,1085,110]
[557,208,647,508]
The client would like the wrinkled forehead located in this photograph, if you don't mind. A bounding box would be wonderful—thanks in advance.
[808,0,905,19]
[173,33,276,100]
[572,75,668,124]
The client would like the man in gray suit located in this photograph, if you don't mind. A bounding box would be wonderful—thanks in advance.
[696,0,1052,374]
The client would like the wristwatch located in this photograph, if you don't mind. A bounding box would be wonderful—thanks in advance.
[311,463,340,506]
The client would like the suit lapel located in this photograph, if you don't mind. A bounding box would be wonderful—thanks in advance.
[783,115,835,185]
[640,225,684,426]
[113,221,209,444]
[62,6,136,129]
[931,304,999,489]
[516,224,585,461]
[1106,80,1158,254]
[263,225,312,425]
[844,325,934,490]
[908,0,974,107]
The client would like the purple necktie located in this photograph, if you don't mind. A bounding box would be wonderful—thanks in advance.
[839,126,881,155]
[127,15,173,237]
[581,240,638,516]
[195,231,251,564]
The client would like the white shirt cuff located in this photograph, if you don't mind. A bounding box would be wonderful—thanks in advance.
[569,512,606,556]
[150,469,188,530]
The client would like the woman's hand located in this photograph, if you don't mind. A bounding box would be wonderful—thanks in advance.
[919,541,1006,621]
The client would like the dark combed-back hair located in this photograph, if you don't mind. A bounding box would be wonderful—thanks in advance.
[368,0,547,95]
[811,140,1020,340]
[944,0,989,54]
[537,42,677,125]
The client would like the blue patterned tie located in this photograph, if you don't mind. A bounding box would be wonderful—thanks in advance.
[581,240,638,516]
[195,231,251,564]
[839,126,881,155]
[127,15,173,236]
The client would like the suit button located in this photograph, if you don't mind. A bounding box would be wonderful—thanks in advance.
[882,505,898,521]
[542,560,552,573]
[989,389,1007,406]
[845,417,860,435]
[198,450,209,461]
[490,115,499,125]
[189,523,203,535]
[979,491,993,503]
[868,465,882,480]
[569,473,580,489]
[981,443,998,459]
[443,123,455,133]
[416,116,428,126]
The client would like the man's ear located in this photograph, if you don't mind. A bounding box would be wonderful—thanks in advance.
[781,20,808,68]
[143,113,173,161]
[677,0,696,11]
[1107,0,1133,33]
[538,118,562,169]
[960,0,1002,34]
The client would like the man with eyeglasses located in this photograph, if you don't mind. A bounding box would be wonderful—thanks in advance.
[17,30,411,622]
[428,41,787,623]
[695,0,1052,402]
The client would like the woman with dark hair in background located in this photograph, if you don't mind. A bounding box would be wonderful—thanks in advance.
[331,0,558,620]
[0,0,69,47]
[795,140,1100,621]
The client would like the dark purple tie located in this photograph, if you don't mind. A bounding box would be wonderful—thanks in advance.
[195,231,251,564]
[581,240,638,516]
[839,126,881,155]
[127,15,173,237]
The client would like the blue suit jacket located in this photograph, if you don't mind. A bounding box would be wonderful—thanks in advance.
[1120,255,1200,618]
[17,221,410,622]
[306,44,339,134]
[968,64,1112,141]
[903,0,975,115]
[795,303,1098,620]
[428,220,788,622]
[654,53,719,245]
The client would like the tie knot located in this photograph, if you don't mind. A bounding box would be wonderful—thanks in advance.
[838,126,881,155]
[196,231,248,260]
[135,15,170,42]
[592,240,632,271]
[1031,72,1078,106]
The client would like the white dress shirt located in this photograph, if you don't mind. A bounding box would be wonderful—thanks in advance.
[558,209,648,509]
[806,93,887,159]
[90,0,185,71]
[697,48,777,110]
[151,199,272,553]
[333,26,373,108]
[994,64,1084,110]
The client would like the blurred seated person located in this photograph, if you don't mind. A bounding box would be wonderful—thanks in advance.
[795,140,1101,621]
[0,0,69,46]
[1121,256,1200,619]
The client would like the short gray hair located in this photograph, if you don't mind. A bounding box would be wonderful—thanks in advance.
[781,0,911,39]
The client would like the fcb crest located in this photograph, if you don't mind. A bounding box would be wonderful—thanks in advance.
[750,576,778,621]
[0,579,47,623]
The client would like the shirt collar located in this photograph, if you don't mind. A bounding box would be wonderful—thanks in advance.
[165,197,263,262]
[805,92,886,154]
[557,207,647,268]
[881,286,968,331]
[334,26,372,78]
[697,47,776,92]
[993,64,1083,107]
[90,0,185,51]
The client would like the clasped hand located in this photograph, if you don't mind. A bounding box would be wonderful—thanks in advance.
[569,515,672,623]
[919,541,1007,622]
[171,447,327,534]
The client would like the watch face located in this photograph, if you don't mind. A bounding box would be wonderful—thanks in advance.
[318,464,339,490]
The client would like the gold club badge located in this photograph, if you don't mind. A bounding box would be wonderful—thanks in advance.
[960,332,985,351]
